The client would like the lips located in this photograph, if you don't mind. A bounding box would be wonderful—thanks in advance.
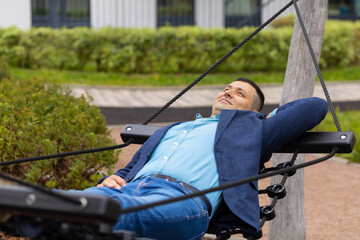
[219,98,232,105]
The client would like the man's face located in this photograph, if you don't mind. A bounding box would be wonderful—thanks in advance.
[211,81,257,116]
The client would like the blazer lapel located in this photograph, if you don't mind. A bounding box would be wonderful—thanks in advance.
[215,110,236,145]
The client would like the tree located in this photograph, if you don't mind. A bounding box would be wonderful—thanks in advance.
[268,1,328,239]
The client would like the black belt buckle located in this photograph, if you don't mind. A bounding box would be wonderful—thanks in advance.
[153,174,177,182]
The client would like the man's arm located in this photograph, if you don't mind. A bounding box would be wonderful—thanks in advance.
[261,97,328,162]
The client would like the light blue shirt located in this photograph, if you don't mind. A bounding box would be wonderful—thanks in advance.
[132,113,222,212]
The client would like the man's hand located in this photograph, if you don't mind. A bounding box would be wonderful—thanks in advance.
[97,175,126,190]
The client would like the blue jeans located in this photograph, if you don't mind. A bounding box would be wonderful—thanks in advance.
[84,176,210,240]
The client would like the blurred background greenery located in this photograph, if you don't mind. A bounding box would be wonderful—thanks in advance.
[0,17,358,168]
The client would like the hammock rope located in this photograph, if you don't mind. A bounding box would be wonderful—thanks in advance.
[292,0,342,131]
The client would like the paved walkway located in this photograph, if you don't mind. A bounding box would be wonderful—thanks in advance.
[70,81,360,108]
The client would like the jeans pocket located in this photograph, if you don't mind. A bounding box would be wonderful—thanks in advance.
[178,182,209,217]
[133,176,155,195]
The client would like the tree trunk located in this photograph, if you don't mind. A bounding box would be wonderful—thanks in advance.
[268,1,328,240]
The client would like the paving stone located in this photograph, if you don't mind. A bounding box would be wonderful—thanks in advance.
[69,81,360,108]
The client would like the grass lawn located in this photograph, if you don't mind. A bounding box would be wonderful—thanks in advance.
[10,66,360,87]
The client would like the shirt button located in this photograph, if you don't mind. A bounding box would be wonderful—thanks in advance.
[183,130,187,133]
[164,156,168,160]
[174,142,179,146]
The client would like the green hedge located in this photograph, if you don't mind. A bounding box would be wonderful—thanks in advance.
[0,21,359,73]
[0,71,118,189]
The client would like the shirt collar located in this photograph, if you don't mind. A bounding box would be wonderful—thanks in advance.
[196,113,220,120]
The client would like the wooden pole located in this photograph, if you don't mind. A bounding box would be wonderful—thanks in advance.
[268,1,328,240]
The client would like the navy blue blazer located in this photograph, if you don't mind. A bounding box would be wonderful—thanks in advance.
[112,97,328,234]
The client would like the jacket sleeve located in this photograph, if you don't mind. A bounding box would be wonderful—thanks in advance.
[261,97,328,163]
[113,147,142,179]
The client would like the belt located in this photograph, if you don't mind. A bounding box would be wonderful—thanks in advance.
[153,174,212,216]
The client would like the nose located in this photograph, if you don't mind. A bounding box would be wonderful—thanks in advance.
[224,89,233,98]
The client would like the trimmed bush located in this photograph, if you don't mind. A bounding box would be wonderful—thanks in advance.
[0,27,29,68]
[270,14,295,28]
[0,57,10,80]
[0,77,119,189]
[0,21,359,74]
[353,21,360,64]
[320,21,357,68]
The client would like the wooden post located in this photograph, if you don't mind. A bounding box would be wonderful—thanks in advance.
[268,1,328,240]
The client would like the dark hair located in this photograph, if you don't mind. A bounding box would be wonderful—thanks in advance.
[235,77,265,111]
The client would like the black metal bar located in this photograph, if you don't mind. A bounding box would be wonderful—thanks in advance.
[121,124,356,154]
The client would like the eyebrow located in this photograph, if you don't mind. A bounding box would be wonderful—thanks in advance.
[225,85,248,96]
